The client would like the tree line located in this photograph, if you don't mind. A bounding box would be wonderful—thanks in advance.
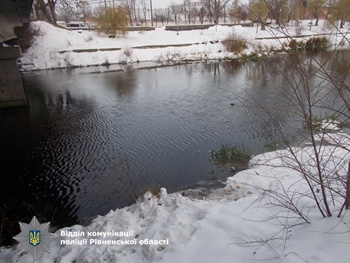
[32,0,350,30]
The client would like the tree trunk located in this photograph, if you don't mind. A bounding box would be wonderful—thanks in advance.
[48,0,57,24]
[315,16,319,26]
[36,0,53,23]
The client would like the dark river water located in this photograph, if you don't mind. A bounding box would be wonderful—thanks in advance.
[1,51,348,245]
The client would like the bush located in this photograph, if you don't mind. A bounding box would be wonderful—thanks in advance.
[222,35,247,54]
[305,37,330,51]
[288,37,329,51]
[123,46,133,58]
[97,6,129,36]
[289,39,298,50]
[288,39,306,51]
[16,23,42,51]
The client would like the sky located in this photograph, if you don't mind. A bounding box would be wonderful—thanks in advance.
[153,0,183,8]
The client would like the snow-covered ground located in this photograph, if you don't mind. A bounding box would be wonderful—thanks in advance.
[1,20,350,263]
[19,19,350,71]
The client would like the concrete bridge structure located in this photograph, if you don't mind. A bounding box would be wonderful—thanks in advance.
[0,0,34,110]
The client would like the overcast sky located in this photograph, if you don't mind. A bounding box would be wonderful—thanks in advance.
[152,0,183,9]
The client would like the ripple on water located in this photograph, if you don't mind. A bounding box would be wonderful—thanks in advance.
[5,60,329,233]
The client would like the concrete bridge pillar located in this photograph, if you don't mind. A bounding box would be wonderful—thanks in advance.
[0,47,27,109]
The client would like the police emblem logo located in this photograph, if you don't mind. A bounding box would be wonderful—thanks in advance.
[13,216,56,259]
[29,230,41,247]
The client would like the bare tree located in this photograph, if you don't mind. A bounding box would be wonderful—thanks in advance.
[307,0,326,26]
[78,1,92,23]
[57,4,73,22]
[56,0,92,24]
[120,0,137,25]
[182,0,198,24]
[328,0,350,28]
[241,30,350,219]
[199,0,211,22]
[154,10,167,26]
[170,2,182,24]
[59,0,76,12]
[183,0,190,24]
[263,0,288,26]
[138,0,149,25]
[228,0,246,23]
[217,0,231,23]
[189,2,199,24]
[198,4,206,24]
[286,0,307,27]
[34,0,58,24]
[201,0,231,24]
[250,0,269,30]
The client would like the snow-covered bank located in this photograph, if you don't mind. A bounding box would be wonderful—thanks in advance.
[19,20,350,71]
[1,132,350,263]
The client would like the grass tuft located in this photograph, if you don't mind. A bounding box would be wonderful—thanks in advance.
[211,145,251,170]
[222,34,247,55]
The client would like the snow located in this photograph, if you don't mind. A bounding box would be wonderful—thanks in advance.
[320,118,342,131]
[19,19,350,71]
[1,20,350,263]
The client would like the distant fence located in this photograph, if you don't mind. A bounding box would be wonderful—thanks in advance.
[57,23,155,32]
[125,26,155,31]
[165,24,215,31]
[165,23,253,31]
[60,23,258,33]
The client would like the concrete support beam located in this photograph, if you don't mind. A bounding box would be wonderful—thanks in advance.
[0,47,27,109]
[0,0,24,42]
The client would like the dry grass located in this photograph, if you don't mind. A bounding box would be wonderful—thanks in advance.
[221,34,247,55]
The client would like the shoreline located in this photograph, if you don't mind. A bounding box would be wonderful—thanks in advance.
[18,20,350,72]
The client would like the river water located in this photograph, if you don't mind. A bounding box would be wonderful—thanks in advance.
[1,51,348,244]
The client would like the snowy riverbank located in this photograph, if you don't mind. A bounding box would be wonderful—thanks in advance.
[1,131,350,263]
[19,19,350,71]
